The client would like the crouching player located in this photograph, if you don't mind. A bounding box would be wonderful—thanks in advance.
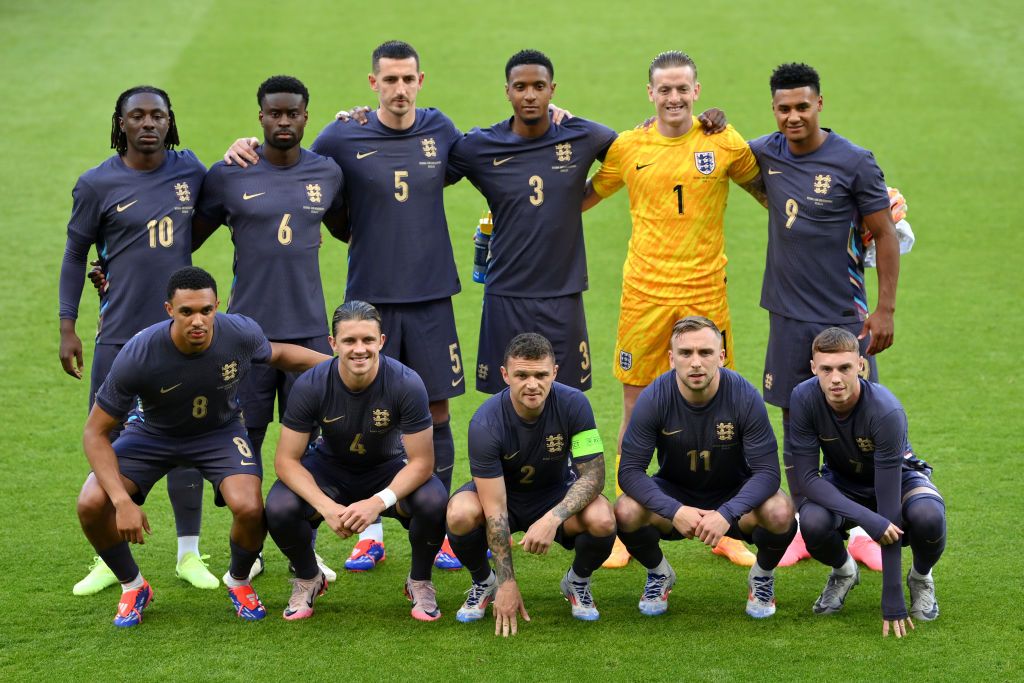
[791,327,945,637]
[76,267,330,627]
[616,316,796,617]
[446,333,616,636]
[265,301,448,621]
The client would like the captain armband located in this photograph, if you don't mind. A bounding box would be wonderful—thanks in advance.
[570,429,604,457]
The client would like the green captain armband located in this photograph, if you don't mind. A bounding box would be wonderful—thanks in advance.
[571,429,604,457]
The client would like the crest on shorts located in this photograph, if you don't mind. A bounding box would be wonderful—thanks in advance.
[619,350,633,371]
[546,434,565,453]
[306,184,322,203]
[221,361,238,382]
[555,142,573,163]
[716,422,735,441]
[764,373,774,390]
[856,437,875,453]
[174,182,191,202]
[695,151,716,175]
[813,174,832,195]
[372,409,391,428]
[477,363,489,381]
[421,138,437,158]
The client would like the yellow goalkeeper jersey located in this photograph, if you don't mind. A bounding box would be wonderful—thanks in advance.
[591,119,759,304]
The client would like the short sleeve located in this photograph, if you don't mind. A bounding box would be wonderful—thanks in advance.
[467,416,505,479]
[590,136,626,198]
[280,368,323,433]
[194,165,228,225]
[725,130,760,185]
[852,152,890,217]
[67,177,103,242]
[397,368,433,434]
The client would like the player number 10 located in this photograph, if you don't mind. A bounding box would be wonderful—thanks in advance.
[147,216,174,248]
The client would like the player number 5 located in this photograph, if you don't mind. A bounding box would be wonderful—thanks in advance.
[394,170,409,202]
[277,213,293,245]
[449,343,462,375]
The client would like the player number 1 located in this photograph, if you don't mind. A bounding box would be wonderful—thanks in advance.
[147,216,174,248]
[673,185,684,214]
[277,213,293,245]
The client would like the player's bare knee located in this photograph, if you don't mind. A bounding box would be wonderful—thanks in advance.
[760,493,796,533]
[583,498,617,537]
[229,496,264,526]
[614,495,645,531]
[446,492,483,534]
[76,476,111,524]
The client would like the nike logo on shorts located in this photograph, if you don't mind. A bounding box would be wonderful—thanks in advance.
[451,376,465,387]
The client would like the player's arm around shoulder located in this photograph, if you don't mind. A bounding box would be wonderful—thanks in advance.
[718,126,766,208]
[268,341,332,372]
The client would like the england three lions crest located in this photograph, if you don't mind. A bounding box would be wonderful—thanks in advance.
[694,151,716,175]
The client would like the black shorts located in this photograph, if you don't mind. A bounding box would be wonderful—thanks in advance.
[238,335,331,431]
[453,480,577,550]
[477,292,591,394]
[90,343,124,410]
[372,298,465,402]
[763,313,878,409]
[646,476,751,543]
[113,422,260,507]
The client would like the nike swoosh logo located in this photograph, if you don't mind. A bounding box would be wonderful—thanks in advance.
[785,465,795,470]
[635,163,655,170]
[580,373,592,384]
[492,156,515,166]
[160,383,182,394]
[503,451,520,460]
[240,461,258,467]
[435,464,454,473]
[768,169,783,175]
[356,150,378,159]
[242,192,265,200]
[820,436,839,442]
[660,428,682,436]
[451,376,465,387]
[323,415,345,423]
[116,200,138,212]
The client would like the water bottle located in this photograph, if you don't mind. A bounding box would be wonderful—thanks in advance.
[472,211,493,284]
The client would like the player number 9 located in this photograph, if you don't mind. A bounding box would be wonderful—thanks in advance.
[785,198,799,229]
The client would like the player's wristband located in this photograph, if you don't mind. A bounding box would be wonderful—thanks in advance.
[375,487,398,509]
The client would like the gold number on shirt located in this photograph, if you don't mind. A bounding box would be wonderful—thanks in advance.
[673,185,684,214]
[449,343,462,375]
[519,465,536,485]
[350,433,367,455]
[192,395,208,419]
[687,449,711,472]
[579,340,591,371]
[528,175,544,206]
[785,198,799,229]
[394,170,409,202]
[234,437,253,458]
[147,216,174,248]
[848,458,864,474]
[277,213,293,245]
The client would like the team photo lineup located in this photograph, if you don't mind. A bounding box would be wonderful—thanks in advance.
[57,36,951,644]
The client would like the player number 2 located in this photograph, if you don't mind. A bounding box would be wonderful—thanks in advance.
[350,433,367,455]
[673,185,684,214]
[192,395,208,419]
[394,171,409,202]
[147,216,174,248]
[529,175,544,206]
[233,437,253,458]
[687,449,711,472]
[277,213,293,245]
[785,198,799,229]
[519,465,535,485]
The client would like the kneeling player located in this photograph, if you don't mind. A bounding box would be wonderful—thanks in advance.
[791,327,945,637]
[76,267,330,627]
[616,317,796,617]
[265,301,448,621]
[447,333,616,636]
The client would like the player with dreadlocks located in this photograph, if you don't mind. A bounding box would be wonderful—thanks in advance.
[59,85,214,596]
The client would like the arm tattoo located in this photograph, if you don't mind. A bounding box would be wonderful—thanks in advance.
[741,174,768,208]
[551,456,605,523]
[485,512,515,584]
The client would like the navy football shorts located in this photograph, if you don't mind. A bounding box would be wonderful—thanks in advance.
[644,475,753,543]
[238,335,331,431]
[452,480,580,550]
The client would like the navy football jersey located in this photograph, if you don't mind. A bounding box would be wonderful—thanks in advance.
[619,368,780,524]
[196,148,343,340]
[468,382,601,494]
[94,313,271,436]
[282,355,432,470]
[448,116,616,297]
[310,108,462,303]
[749,130,890,324]
[62,151,206,344]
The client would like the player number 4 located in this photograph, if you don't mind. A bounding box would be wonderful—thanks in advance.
[350,433,367,455]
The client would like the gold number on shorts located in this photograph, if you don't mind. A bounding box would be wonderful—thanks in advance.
[277,213,293,245]
[519,465,536,485]
[785,198,799,229]
[192,395,208,419]
[448,343,462,375]
[848,458,864,474]
[528,175,544,206]
[234,437,253,458]
[394,170,409,202]
[147,216,174,248]
[350,433,367,455]
[579,340,591,371]
[687,449,711,472]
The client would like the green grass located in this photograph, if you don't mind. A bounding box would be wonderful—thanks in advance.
[1,0,1021,680]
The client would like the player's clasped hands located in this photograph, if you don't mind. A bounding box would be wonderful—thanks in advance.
[672,505,710,539]
[694,510,731,548]
[338,497,387,534]
[493,580,530,638]
[319,501,357,538]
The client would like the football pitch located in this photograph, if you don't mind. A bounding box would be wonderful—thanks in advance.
[1,0,1021,679]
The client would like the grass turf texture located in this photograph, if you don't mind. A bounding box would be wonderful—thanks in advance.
[1,0,1021,680]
